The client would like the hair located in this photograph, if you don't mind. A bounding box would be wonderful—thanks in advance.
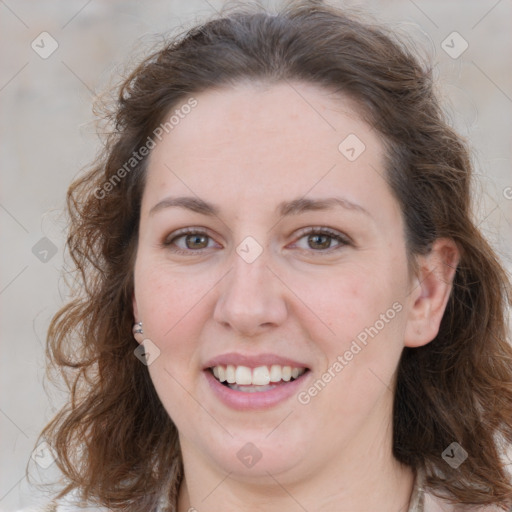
[36,1,512,510]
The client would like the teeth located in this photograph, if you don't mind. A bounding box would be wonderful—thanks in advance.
[210,364,306,386]
[226,364,236,384]
[269,364,281,382]
[235,366,252,385]
[253,366,270,386]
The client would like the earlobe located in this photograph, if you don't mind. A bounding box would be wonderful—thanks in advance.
[132,293,144,344]
[404,238,460,348]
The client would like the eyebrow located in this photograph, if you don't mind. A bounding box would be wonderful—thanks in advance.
[148,195,371,218]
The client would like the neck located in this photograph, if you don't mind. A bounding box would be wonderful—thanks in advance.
[176,427,415,512]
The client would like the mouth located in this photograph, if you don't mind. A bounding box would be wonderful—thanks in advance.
[208,364,310,393]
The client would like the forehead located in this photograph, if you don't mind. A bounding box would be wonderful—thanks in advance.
[152,81,372,157]
[141,81,394,222]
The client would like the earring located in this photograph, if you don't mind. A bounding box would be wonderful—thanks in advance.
[133,321,143,336]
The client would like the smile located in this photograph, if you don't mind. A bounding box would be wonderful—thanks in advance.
[204,365,311,410]
[210,364,307,390]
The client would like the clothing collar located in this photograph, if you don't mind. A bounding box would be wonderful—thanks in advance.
[408,466,426,512]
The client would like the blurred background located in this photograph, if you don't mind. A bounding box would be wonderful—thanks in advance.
[1,0,511,510]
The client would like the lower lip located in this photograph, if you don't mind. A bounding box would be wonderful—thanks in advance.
[204,369,309,411]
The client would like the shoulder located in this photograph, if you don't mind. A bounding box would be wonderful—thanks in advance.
[424,491,507,511]
[14,507,56,512]
[414,467,508,512]
[15,501,111,511]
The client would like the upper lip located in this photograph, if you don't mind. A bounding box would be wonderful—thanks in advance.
[203,352,310,370]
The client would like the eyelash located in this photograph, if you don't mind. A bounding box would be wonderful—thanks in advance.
[162,226,351,256]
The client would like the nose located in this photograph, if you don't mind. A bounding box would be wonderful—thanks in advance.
[213,252,288,337]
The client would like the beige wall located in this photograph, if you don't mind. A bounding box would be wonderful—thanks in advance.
[1,0,511,509]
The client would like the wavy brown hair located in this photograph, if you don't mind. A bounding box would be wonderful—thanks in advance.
[36,1,512,510]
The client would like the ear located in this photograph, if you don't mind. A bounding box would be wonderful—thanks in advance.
[404,238,460,348]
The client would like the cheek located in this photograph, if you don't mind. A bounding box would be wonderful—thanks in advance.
[297,262,402,345]
[133,260,210,404]
[135,263,213,426]
[135,259,212,341]
[299,261,407,400]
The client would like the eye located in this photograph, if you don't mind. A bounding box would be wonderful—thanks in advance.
[162,226,350,255]
[163,228,220,254]
[291,227,350,253]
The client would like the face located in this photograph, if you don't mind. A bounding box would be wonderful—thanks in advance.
[132,81,415,483]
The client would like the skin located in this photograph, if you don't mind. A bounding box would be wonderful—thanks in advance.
[132,81,459,511]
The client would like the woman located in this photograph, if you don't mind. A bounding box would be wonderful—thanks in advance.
[32,1,512,511]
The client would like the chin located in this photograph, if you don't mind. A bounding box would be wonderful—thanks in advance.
[195,429,311,480]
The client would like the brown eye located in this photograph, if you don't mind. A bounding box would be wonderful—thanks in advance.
[307,233,335,250]
[183,233,209,249]
[163,229,219,254]
[292,227,350,253]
